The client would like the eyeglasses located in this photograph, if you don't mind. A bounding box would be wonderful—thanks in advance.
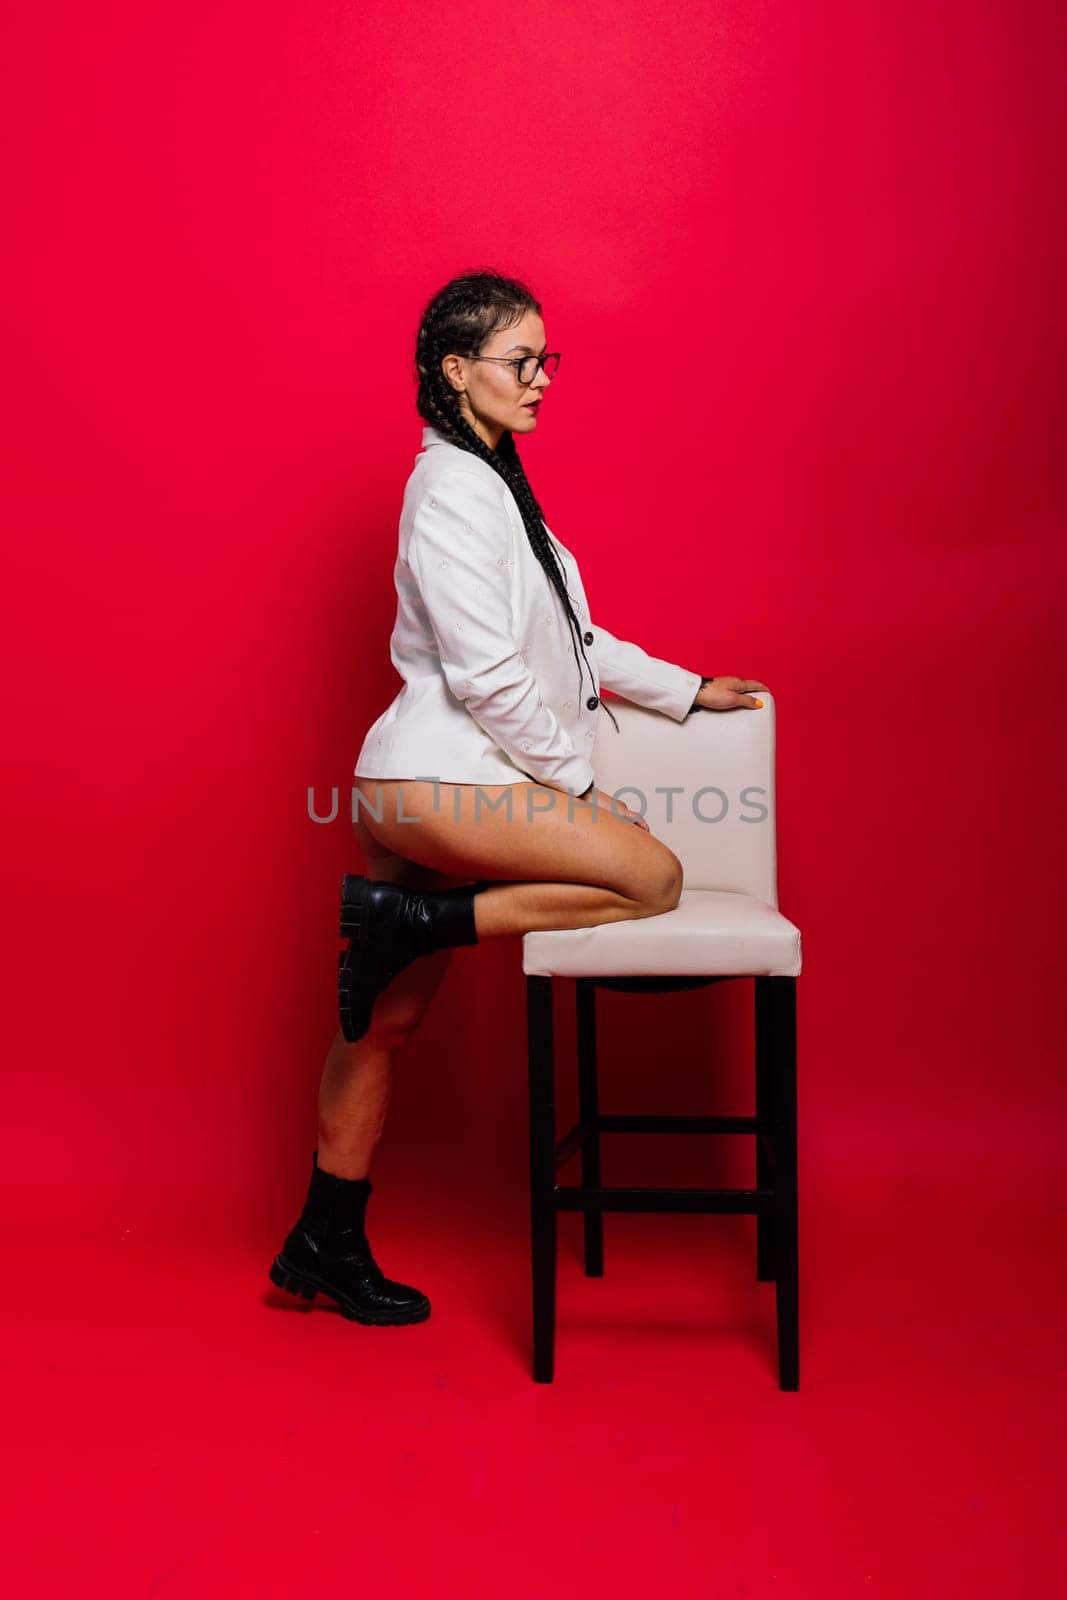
[469,351,561,385]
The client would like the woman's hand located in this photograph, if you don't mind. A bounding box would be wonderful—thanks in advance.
[692,675,768,712]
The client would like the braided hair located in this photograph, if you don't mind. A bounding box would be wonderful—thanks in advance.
[413,267,620,737]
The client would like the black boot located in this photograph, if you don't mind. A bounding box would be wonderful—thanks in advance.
[269,1151,430,1325]
[338,872,490,1044]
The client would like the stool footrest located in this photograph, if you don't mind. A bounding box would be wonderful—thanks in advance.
[597,1113,759,1134]
[553,1115,774,1172]
[550,1184,775,1215]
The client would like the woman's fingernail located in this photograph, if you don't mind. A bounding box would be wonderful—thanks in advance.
[754,699,764,708]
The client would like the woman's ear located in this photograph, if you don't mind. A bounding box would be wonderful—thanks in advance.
[441,353,465,394]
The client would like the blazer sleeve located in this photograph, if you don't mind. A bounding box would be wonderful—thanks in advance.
[408,469,597,796]
[588,621,703,722]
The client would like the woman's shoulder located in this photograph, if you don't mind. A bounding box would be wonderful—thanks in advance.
[405,434,512,510]
[421,433,503,476]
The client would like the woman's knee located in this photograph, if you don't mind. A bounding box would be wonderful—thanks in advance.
[364,1004,425,1051]
[360,948,454,1049]
[631,847,683,915]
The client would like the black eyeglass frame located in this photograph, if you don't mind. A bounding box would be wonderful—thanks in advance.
[468,352,561,386]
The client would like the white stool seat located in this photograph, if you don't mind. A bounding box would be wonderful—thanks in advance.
[523,888,802,979]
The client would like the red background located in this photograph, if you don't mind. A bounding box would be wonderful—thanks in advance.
[2,1,1064,1594]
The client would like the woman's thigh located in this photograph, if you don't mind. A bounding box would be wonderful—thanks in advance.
[353,778,679,903]
[352,809,477,890]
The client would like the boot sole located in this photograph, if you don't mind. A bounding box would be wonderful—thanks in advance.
[269,1252,431,1325]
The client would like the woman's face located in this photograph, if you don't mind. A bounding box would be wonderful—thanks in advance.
[442,309,553,449]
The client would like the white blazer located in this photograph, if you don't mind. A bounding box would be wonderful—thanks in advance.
[353,425,703,796]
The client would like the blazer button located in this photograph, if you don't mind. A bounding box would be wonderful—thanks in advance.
[586,694,599,709]
[583,630,593,645]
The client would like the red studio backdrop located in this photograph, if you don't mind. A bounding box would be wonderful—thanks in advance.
[1,2,1064,1596]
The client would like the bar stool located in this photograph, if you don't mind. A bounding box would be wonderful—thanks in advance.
[522,691,802,1387]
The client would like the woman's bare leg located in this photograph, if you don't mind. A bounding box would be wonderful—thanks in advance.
[321,779,685,1179]
[318,949,454,1180]
[353,777,685,937]
[317,825,470,1180]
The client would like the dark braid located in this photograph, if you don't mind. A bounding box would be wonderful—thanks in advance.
[413,268,620,737]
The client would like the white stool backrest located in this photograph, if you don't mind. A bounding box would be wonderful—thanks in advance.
[590,691,780,906]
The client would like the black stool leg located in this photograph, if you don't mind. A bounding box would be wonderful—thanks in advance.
[527,975,557,1383]
[757,976,799,1390]
[755,982,777,1283]
[575,979,604,1277]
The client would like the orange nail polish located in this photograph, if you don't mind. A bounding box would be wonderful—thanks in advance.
[754,699,764,708]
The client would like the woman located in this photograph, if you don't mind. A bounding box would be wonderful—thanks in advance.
[270,270,767,1327]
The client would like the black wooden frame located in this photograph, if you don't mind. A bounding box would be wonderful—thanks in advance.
[526,972,799,1387]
